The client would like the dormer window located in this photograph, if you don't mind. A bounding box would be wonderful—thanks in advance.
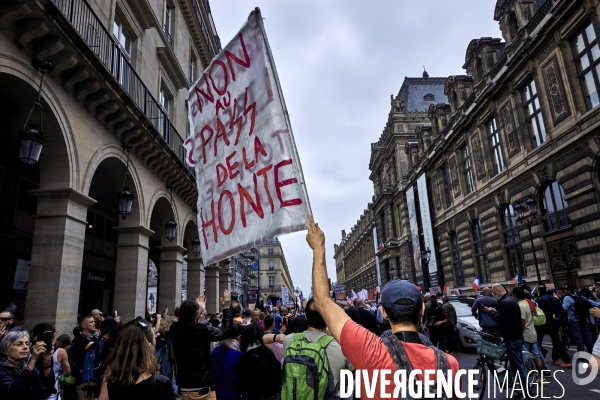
[424,93,435,101]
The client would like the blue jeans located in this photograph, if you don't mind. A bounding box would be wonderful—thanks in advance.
[523,341,548,369]
[569,318,594,352]
[506,339,528,385]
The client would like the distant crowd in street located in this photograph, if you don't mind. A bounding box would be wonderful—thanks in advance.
[1,216,600,399]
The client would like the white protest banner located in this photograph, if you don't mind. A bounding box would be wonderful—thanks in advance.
[185,9,311,265]
[281,287,289,306]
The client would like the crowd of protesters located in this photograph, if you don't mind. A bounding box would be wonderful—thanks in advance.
[1,217,600,399]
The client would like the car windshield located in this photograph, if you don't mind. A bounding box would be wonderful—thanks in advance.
[451,301,473,317]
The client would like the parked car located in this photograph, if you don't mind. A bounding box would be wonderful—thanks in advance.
[449,298,481,348]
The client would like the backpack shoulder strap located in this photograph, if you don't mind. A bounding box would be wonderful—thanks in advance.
[381,335,412,372]
[315,335,334,349]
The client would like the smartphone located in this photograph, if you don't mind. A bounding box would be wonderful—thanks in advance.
[43,331,53,353]
[114,310,117,317]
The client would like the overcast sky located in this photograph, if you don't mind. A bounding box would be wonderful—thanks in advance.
[210,1,502,297]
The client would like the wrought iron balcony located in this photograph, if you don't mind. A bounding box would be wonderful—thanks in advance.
[50,0,192,174]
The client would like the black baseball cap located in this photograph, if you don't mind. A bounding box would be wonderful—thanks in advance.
[381,280,423,311]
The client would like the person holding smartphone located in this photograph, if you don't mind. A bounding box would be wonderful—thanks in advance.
[0,330,55,399]
[31,323,71,400]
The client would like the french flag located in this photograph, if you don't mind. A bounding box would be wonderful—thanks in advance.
[510,273,523,285]
[472,276,481,292]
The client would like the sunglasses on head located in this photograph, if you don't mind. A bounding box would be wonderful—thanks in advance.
[134,321,148,334]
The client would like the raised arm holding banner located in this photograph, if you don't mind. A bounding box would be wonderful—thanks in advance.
[185,8,311,265]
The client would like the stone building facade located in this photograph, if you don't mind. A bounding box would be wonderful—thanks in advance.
[256,238,295,307]
[337,0,600,294]
[334,74,448,292]
[408,0,600,293]
[0,0,226,332]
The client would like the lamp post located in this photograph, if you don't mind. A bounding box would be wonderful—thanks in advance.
[19,60,52,167]
[117,142,134,219]
[191,237,201,257]
[165,184,177,241]
[513,196,542,286]
[421,247,431,289]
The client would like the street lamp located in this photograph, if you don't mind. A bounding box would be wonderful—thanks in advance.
[513,195,542,286]
[191,237,201,256]
[117,142,134,219]
[19,60,52,167]
[165,184,177,242]
[421,247,431,288]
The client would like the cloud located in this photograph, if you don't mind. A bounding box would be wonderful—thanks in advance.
[209,0,501,296]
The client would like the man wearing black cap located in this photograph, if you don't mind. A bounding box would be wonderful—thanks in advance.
[306,215,460,400]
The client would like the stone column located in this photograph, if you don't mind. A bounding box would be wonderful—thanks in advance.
[219,267,231,294]
[205,264,220,314]
[184,235,204,298]
[389,257,398,282]
[157,245,186,312]
[376,213,385,243]
[384,203,394,240]
[113,226,154,322]
[24,189,96,335]
[186,256,204,299]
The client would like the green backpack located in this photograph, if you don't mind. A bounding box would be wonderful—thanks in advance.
[281,333,335,400]
[532,304,546,326]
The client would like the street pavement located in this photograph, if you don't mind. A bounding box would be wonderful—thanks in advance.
[452,340,600,399]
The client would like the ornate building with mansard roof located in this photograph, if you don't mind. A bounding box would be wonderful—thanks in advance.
[337,0,600,294]
[334,73,447,293]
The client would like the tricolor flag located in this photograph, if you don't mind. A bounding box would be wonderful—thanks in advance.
[472,276,481,292]
[510,272,523,285]
[351,290,358,300]
[456,289,463,295]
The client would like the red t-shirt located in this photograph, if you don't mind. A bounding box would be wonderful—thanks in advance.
[339,320,461,400]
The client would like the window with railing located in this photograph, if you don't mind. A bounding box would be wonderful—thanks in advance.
[472,220,490,284]
[541,181,571,233]
[164,2,173,46]
[268,248,273,255]
[268,276,275,287]
[49,0,191,173]
[523,79,547,148]
[487,118,506,175]
[268,260,274,270]
[462,145,475,194]
[450,231,464,286]
[573,22,600,110]
[502,204,525,278]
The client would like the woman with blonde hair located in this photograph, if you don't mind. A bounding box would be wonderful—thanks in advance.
[97,323,174,400]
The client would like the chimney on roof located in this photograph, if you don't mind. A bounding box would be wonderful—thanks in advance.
[423,65,429,78]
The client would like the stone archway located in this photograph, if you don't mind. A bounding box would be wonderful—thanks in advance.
[82,155,145,320]
[149,195,185,312]
[0,70,78,334]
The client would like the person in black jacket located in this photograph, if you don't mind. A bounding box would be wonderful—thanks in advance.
[536,285,571,367]
[170,290,236,400]
[484,283,528,389]
[0,330,55,400]
[235,323,281,400]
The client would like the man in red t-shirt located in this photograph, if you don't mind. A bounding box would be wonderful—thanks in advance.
[306,215,462,400]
